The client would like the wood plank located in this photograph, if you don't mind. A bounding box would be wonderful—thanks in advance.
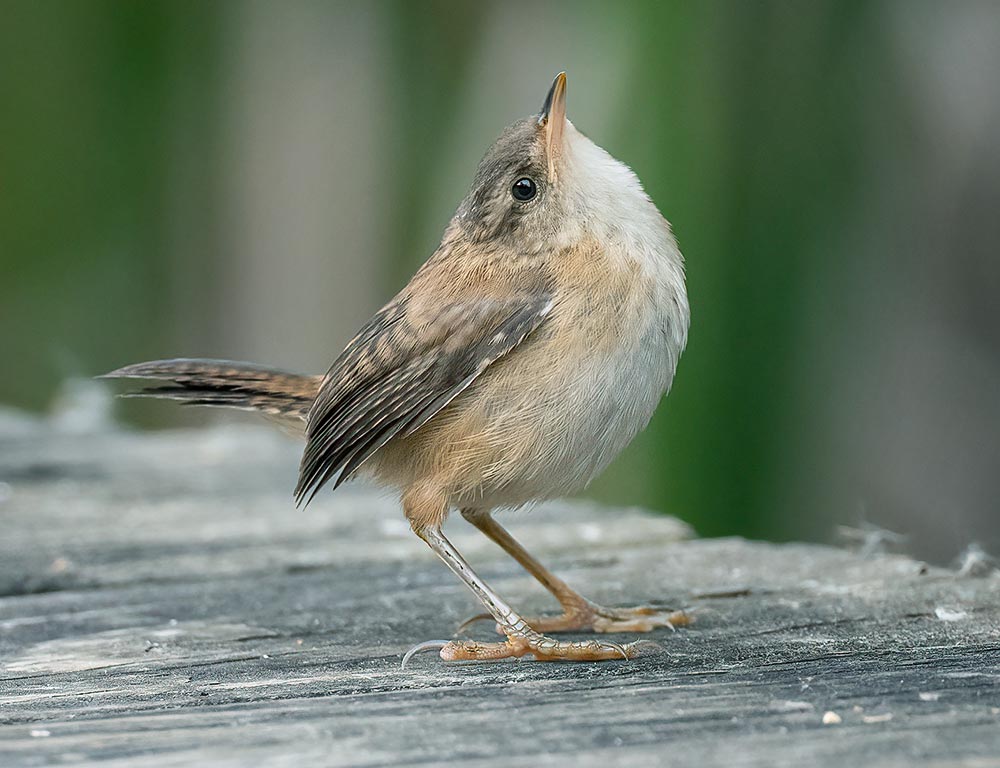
[1,410,998,766]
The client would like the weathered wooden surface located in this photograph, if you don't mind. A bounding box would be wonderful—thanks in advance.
[1,406,999,767]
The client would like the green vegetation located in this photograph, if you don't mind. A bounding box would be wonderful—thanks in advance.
[0,1,969,550]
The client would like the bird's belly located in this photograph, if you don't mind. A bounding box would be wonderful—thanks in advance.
[492,337,670,501]
[370,246,687,510]
[418,301,680,509]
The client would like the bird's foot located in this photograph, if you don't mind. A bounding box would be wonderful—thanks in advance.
[459,601,691,635]
[403,629,662,666]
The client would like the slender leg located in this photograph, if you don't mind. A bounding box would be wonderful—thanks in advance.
[405,523,658,663]
[458,508,689,634]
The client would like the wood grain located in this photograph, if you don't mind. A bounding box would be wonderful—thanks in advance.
[1,410,998,767]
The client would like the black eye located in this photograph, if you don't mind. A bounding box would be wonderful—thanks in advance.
[511,177,537,202]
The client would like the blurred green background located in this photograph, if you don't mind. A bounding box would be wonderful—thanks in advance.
[3,0,999,562]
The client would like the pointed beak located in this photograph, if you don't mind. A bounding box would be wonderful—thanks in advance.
[538,71,567,127]
[538,72,567,178]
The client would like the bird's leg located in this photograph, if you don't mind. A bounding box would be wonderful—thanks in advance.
[458,508,689,635]
[406,521,656,663]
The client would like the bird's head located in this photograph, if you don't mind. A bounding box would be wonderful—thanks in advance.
[456,72,667,258]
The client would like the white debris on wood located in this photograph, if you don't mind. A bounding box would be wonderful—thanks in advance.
[934,606,969,622]
[919,692,941,702]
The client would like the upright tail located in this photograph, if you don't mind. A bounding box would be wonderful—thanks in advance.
[102,359,323,430]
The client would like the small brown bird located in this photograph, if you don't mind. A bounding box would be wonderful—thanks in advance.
[106,73,690,663]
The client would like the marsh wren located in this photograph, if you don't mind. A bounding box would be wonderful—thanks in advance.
[106,73,690,663]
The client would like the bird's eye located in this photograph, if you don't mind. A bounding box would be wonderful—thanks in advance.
[511,177,537,202]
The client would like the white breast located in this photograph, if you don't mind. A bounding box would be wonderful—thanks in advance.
[560,120,688,347]
[470,232,687,506]
[520,125,689,496]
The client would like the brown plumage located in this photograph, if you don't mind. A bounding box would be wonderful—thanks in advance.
[103,359,320,426]
[295,286,553,506]
[104,73,691,664]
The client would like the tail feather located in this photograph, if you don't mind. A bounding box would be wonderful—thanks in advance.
[102,358,322,425]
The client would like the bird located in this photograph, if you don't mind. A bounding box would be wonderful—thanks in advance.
[104,72,690,663]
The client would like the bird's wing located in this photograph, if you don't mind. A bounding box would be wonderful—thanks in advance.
[294,291,554,505]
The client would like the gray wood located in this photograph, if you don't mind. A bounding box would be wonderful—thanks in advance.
[1,408,998,767]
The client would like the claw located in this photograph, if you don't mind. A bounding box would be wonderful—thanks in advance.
[662,608,693,630]
[455,612,493,634]
[605,641,629,661]
[401,639,451,670]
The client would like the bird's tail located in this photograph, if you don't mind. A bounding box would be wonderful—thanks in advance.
[101,359,322,429]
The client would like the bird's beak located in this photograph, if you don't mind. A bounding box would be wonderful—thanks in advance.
[538,72,567,178]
